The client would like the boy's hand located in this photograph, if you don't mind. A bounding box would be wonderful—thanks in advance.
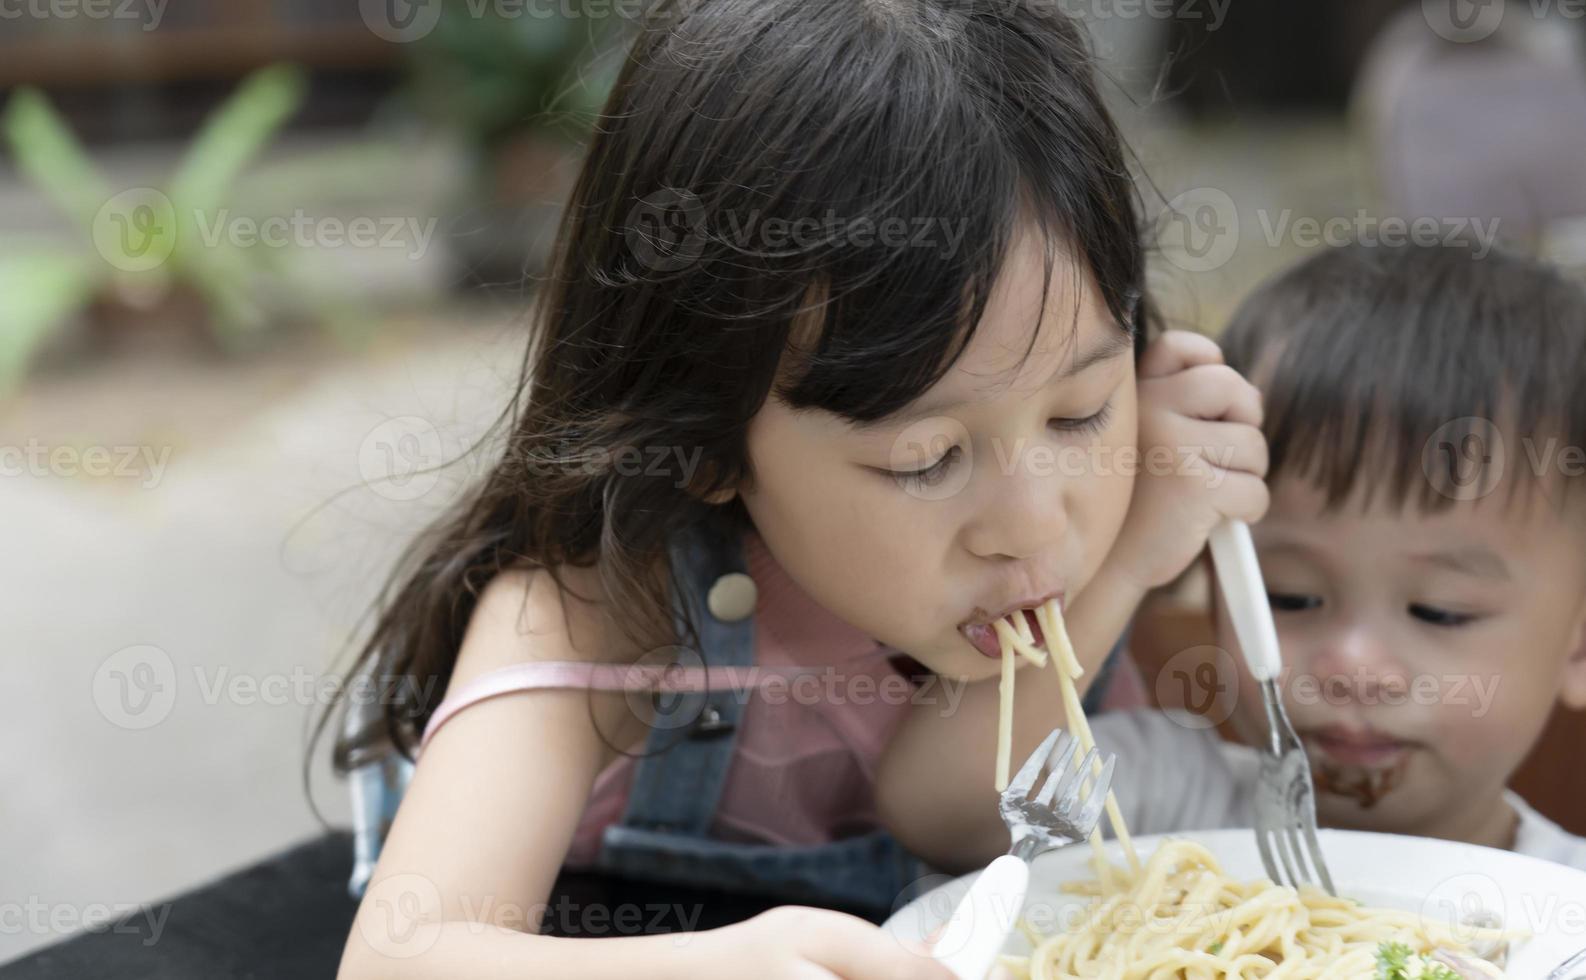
[1106,330,1269,593]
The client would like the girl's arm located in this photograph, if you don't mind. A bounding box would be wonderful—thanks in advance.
[337,568,950,980]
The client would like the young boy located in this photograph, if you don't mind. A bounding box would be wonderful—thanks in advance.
[1094,241,1586,869]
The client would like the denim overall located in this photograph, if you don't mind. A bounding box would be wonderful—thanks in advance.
[346,513,1126,916]
[588,512,933,915]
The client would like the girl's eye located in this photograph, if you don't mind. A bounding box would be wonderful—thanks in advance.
[891,445,962,490]
[1268,592,1322,613]
[1408,603,1478,628]
[1051,400,1114,436]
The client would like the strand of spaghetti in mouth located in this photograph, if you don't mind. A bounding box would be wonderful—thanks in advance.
[990,599,1140,879]
[1034,597,1141,879]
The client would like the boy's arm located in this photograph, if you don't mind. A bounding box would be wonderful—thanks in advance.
[874,561,1148,874]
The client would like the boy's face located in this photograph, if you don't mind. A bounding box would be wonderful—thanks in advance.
[739,225,1138,682]
[1216,474,1586,835]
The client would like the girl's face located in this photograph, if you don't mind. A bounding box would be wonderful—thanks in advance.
[1217,474,1586,834]
[738,226,1138,681]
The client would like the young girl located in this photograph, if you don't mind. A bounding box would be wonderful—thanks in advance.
[327,2,1267,977]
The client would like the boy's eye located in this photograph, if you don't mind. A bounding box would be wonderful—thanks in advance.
[1050,400,1114,436]
[1408,603,1478,628]
[1268,592,1322,613]
[891,445,962,490]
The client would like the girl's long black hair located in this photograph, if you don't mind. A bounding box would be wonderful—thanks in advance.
[314,0,1154,774]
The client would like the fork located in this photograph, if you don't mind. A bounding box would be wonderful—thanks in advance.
[1547,943,1586,980]
[1208,519,1337,896]
[932,729,1115,980]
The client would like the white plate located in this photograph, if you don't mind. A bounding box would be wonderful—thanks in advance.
[882,829,1586,978]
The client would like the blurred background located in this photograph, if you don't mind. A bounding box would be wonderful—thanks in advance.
[2,0,1584,968]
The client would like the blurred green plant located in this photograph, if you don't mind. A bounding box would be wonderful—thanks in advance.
[0,64,372,392]
[395,4,626,286]
[403,3,625,150]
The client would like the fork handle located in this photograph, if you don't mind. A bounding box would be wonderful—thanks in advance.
[1208,519,1282,682]
[932,854,1029,980]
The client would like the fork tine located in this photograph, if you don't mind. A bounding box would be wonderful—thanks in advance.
[1073,755,1114,833]
[1032,736,1082,807]
[1008,729,1064,797]
[1051,747,1099,814]
[1255,827,1283,887]
[1274,816,1313,891]
[1298,819,1336,894]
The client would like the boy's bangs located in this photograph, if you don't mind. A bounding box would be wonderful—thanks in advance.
[1228,244,1586,516]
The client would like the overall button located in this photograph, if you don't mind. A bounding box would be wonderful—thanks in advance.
[706,572,757,622]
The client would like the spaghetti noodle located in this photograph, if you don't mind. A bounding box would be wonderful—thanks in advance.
[986,598,1517,979]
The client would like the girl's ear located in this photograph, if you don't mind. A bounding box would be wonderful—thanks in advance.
[1560,595,1586,711]
[690,458,745,505]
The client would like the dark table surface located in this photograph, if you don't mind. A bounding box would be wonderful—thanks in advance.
[0,832,896,979]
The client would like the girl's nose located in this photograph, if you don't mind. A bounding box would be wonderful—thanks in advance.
[963,464,1069,562]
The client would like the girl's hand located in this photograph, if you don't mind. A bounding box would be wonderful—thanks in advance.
[686,905,958,980]
[1106,329,1269,593]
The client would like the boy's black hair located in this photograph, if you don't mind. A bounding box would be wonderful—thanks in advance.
[1222,242,1586,513]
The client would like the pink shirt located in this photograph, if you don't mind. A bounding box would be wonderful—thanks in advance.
[419,530,1148,867]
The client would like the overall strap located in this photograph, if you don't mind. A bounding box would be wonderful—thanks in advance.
[614,514,756,837]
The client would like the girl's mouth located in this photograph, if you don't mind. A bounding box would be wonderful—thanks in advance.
[959,607,1047,659]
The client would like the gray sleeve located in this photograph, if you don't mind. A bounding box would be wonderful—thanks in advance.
[1087,709,1250,838]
